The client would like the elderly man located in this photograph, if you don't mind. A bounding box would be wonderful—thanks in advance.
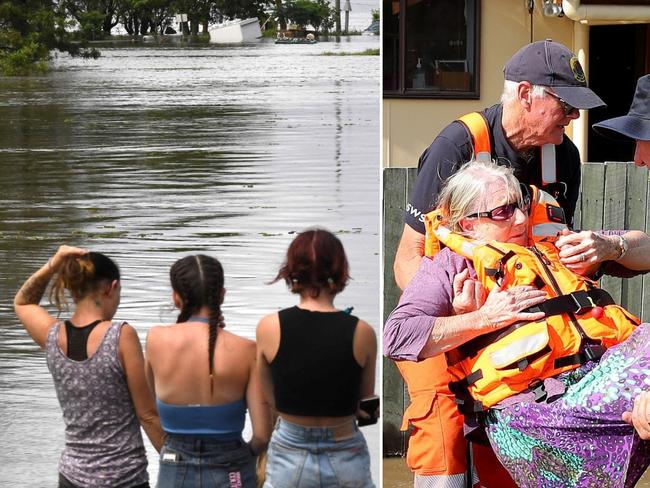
[593,74,649,168]
[389,40,605,488]
[394,39,605,290]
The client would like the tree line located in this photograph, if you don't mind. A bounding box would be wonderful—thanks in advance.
[0,0,335,74]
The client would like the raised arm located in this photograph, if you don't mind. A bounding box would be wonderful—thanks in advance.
[119,323,165,452]
[14,245,87,348]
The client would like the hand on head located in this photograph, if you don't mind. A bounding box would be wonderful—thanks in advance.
[50,245,89,271]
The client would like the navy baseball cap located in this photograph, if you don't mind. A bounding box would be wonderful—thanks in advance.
[593,75,650,141]
[504,39,605,110]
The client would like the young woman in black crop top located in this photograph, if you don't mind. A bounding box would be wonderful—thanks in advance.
[256,229,377,487]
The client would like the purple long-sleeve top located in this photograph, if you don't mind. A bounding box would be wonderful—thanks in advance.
[383,230,642,362]
[383,248,475,361]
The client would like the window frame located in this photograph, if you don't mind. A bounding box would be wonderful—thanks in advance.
[383,0,481,99]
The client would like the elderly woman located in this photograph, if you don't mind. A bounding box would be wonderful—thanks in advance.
[384,160,650,488]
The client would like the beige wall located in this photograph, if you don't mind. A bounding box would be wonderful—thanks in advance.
[383,0,578,168]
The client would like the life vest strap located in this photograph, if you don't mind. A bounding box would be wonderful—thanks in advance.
[526,379,547,402]
[523,289,614,317]
[449,369,483,391]
[450,290,614,365]
[554,344,606,369]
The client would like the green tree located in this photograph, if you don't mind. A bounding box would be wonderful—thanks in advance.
[61,0,123,37]
[0,0,98,75]
[282,0,331,32]
[120,0,173,35]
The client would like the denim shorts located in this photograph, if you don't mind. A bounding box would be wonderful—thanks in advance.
[263,418,375,488]
[157,434,256,488]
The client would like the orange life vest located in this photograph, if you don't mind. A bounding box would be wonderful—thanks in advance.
[423,192,639,411]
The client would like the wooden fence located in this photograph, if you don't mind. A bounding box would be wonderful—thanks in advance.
[382,162,650,455]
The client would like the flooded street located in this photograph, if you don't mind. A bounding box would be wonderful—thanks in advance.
[0,36,380,485]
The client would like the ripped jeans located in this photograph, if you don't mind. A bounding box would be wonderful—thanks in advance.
[157,434,256,488]
[263,418,374,488]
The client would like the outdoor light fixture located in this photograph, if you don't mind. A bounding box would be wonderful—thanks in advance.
[543,0,564,17]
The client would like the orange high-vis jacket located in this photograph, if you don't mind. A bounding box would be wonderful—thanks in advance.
[423,196,639,410]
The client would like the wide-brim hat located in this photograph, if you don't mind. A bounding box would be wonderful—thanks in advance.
[504,39,606,110]
[593,75,650,141]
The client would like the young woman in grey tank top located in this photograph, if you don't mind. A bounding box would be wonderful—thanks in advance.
[14,245,165,488]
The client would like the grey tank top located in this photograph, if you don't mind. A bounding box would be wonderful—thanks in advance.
[46,321,148,487]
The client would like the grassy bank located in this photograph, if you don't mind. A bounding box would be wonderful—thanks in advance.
[321,48,379,56]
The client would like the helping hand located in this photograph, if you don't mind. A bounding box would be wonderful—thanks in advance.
[452,268,487,315]
[556,229,619,274]
[479,284,547,330]
[622,391,650,440]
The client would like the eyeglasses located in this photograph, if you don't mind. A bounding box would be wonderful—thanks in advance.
[465,185,531,221]
[544,89,579,117]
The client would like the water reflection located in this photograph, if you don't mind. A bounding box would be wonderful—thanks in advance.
[0,36,379,485]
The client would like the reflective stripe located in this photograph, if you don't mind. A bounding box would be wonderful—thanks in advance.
[541,144,556,184]
[489,329,549,369]
[434,226,451,239]
[532,222,567,236]
[414,471,478,488]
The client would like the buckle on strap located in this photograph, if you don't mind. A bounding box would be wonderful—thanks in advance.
[554,344,606,369]
[527,379,547,403]
[571,291,597,315]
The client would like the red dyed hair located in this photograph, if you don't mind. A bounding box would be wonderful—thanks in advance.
[274,228,350,297]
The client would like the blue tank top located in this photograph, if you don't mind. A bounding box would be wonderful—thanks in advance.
[157,398,246,440]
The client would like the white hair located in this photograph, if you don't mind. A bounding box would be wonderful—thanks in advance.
[500,80,548,105]
[436,159,523,233]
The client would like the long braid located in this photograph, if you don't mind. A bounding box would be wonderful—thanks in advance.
[198,255,224,396]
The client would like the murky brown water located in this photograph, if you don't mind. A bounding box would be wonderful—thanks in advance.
[0,36,380,485]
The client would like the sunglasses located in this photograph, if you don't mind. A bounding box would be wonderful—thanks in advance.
[544,89,579,117]
[465,184,531,221]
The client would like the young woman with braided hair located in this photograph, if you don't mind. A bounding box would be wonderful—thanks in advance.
[14,245,164,488]
[257,229,378,487]
[145,254,272,488]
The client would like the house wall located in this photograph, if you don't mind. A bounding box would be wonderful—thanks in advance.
[382,0,578,168]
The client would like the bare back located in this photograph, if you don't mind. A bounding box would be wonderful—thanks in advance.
[146,322,254,406]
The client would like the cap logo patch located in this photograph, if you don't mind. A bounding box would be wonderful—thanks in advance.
[570,56,586,83]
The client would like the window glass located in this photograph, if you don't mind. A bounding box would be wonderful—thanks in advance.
[384,0,479,98]
[383,0,400,92]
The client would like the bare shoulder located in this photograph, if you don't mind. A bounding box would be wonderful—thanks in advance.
[256,312,280,337]
[119,322,141,344]
[145,323,178,351]
[354,319,377,344]
[221,329,255,348]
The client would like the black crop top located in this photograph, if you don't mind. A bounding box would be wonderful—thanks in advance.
[270,306,363,417]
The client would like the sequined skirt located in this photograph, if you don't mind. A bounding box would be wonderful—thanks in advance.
[485,323,650,488]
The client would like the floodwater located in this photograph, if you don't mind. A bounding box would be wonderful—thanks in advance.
[0,36,380,486]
